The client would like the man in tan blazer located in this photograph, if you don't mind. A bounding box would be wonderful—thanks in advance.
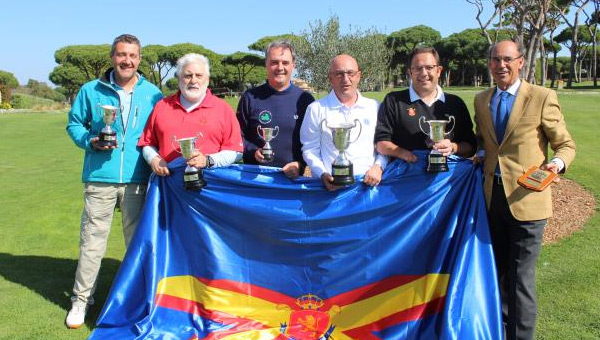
[474,40,575,340]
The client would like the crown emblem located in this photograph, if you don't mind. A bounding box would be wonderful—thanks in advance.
[407,106,416,117]
[295,294,324,310]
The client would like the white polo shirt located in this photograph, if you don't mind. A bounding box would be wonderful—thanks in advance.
[300,90,387,178]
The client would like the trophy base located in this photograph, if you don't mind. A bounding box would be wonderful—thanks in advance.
[332,164,355,186]
[99,132,117,148]
[262,150,274,163]
[427,154,449,172]
[183,170,206,191]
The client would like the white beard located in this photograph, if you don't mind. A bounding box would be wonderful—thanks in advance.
[180,82,208,103]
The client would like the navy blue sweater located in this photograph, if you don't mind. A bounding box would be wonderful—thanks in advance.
[236,83,315,168]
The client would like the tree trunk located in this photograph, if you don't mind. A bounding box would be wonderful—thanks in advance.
[551,50,558,88]
[592,26,598,87]
[540,40,547,86]
[565,2,589,88]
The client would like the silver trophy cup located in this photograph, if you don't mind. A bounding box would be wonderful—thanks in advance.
[418,116,455,172]
[257,125,279,163]
[172,134,206,191]
[321,119,362,185]
[99,105,120,148]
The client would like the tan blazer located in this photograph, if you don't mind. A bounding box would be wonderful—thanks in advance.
[474,80,576,221]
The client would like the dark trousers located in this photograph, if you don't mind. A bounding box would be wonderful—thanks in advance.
[489,180,546,340]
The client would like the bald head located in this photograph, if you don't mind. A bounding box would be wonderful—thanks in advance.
[328,54,362,105]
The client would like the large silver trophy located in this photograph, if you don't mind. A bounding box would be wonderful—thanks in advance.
[321,119,362,185]
[98,105,120,148]
[418,116,455,172]
[257,125,279,162]
[172,134,206,191]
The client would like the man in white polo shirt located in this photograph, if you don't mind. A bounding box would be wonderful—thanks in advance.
[300,54,387,191]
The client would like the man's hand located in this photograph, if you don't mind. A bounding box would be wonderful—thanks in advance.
[472,155,484,165]
[397,148,418,163]
[377,141,417,163]
[433,139,455,157]
[321,173,342,191]
[541,162,561,183]
[254,148,266,163]
[282,161,301,179]
[187,151,207,168]
[150,156,170,176]
[90,136,118,150]
[363,164,382,187]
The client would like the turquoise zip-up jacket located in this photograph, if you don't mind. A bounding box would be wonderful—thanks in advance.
[66,69,163,184]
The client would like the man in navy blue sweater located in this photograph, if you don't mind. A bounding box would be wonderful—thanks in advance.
[236,40,315,178]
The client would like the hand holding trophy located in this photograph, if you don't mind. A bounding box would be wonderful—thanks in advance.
[321,119,362,185]
[419,115,455,172]
[257,125,279,162]
[172,134,206,191]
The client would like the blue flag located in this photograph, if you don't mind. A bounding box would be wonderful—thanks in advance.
[88,151,502,340]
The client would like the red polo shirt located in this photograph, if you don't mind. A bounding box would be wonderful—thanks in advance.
[139,90,243,162]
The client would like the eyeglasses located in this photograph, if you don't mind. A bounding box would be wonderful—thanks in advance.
[410,65,439,73]
[332,70,360,79]
[490,55,522,64]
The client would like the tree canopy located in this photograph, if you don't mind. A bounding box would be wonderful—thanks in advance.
[387,25,442,71]
[42,1,598,101]
[0,70,19,103]
[294,15,391,91]
[0,70,19,88]
[247,34,304,54]
[54,45,112,80]
[222,52,264,91]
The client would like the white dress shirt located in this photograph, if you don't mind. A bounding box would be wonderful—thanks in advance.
[300,90,388,178]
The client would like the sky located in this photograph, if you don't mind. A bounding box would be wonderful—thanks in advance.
[0,0,498,85]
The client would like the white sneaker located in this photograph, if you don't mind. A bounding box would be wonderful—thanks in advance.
[66,301,87,329]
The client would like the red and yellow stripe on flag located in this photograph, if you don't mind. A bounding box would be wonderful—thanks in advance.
[155,274,450,340]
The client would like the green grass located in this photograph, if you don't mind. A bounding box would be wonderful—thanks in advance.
[0,112,126,339]
[0,88,599,339]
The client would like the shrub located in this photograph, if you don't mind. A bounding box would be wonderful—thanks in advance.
[10,93,68,110]
[10,94,24,108]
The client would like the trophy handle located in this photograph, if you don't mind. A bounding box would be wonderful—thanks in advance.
[171,133,203,155]
[418,116,429,135]
[445,116,456,136]
[256,125,263,140]
[272,126,279,139]
[349,119,362,144]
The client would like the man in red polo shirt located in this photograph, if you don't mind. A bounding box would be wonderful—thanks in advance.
[139,53,243,174]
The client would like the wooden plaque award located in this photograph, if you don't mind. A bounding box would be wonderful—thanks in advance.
[517,166,558,192]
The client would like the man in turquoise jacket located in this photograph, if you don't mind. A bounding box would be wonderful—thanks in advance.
[65,34,162,329]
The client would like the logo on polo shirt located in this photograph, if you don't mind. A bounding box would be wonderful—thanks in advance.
[258,110,272,124]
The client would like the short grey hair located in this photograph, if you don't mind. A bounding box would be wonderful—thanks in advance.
[488,39,526,59]
[176,53,210,78]
[110,34,141,57]
[265,39,296,62]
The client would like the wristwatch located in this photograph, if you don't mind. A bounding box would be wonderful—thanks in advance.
[206,155,215,168]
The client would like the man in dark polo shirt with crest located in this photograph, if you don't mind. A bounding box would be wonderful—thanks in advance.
[375,46,476,163]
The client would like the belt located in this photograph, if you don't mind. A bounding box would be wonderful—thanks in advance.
[494,174,503,185]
